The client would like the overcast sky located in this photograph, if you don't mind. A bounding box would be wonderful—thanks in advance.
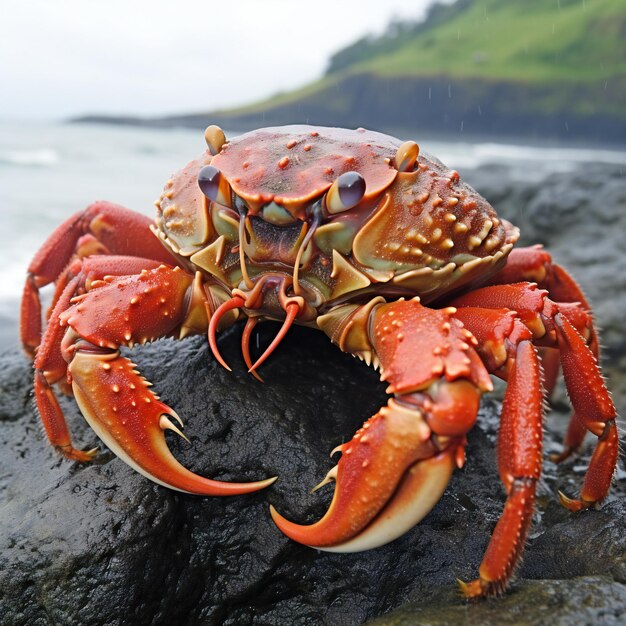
[1,0,448,120]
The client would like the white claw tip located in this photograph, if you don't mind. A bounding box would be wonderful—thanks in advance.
[159,415,190,443]
[310,465,338,493]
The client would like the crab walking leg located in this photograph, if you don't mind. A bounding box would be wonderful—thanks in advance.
[452,308,544,597]
[51,264,273,495]
[271,298,492,551]
[554,313,618,511]
[539,347,560,398]
[489,247,601,458]
[34,276,97,461]
[21,202,177,357]
[489,246,592,310]
[451,284,618,511]
[488,245,598,354]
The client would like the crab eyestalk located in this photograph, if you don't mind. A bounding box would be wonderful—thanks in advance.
[198,165,232,208]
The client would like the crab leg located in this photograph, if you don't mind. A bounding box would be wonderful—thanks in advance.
[451,307,544,596]
[21,202,176,356]
[539,263,603,455]
[489,248,600,461]
[271,298,492,552]
[40,264,272,495]
[490,245,592,309]
[489,244,599,358]
[451,283,618,512]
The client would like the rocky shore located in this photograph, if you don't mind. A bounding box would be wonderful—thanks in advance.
[1,161,625,625]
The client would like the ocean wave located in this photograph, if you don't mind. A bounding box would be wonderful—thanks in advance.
[428,140,626,173]
[0,148,60,167]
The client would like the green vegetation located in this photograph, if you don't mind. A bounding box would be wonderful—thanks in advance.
[327,0,626,83]
[80,0,626,142]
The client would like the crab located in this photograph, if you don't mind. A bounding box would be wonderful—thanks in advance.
[21,125,617,598]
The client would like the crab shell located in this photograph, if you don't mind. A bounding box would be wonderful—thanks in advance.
[154,125,518,316]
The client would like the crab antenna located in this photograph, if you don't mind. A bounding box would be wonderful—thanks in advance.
[235,199,255,290]
[394,140,420,172]
[208,296,245,370]
[241,316,264,382]
[248,302,300,375]
[293,201,323,296]
[204,125,227,156]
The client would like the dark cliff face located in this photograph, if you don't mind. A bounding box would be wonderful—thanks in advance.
[78,73,626,146]
[1,163,625,625]
[207,74,626,145]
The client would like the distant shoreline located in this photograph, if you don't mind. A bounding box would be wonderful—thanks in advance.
[68,114,626,153]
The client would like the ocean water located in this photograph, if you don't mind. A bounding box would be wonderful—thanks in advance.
[2,119,626,352]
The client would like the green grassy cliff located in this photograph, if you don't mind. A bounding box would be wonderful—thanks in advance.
[77,0,626,143]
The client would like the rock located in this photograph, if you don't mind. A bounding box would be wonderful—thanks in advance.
[368,577,626,626]
[1,318,625,625]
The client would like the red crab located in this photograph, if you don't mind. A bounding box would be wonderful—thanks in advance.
[21,125,617,598]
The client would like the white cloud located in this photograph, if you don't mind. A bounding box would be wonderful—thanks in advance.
[1,0,445,119]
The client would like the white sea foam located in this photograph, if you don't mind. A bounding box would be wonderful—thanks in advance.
[0,148,60,167]
[425,140,626,175]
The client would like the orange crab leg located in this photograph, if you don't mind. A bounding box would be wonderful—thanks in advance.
[33,274,97,461]
[271,298,491,552]
[489,246,591,308]
[21,202,176,357]
[452,284,617,512]
[554,313,618,510]
[451,308,544,596]
[489,244,599,355]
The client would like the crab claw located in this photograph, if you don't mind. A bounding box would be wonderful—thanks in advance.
[69,349,276,495]
[270,398,458,551]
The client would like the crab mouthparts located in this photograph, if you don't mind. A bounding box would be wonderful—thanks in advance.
[208,275,303,379]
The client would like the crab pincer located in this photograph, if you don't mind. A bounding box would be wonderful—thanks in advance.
[271,299,491,551]
[57,265,275,495]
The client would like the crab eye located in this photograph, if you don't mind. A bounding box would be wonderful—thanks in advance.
[198,165,232,208]
[326,171,366,214]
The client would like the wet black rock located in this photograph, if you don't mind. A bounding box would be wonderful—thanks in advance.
[1,163,625,625]
[1,322,625,625]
